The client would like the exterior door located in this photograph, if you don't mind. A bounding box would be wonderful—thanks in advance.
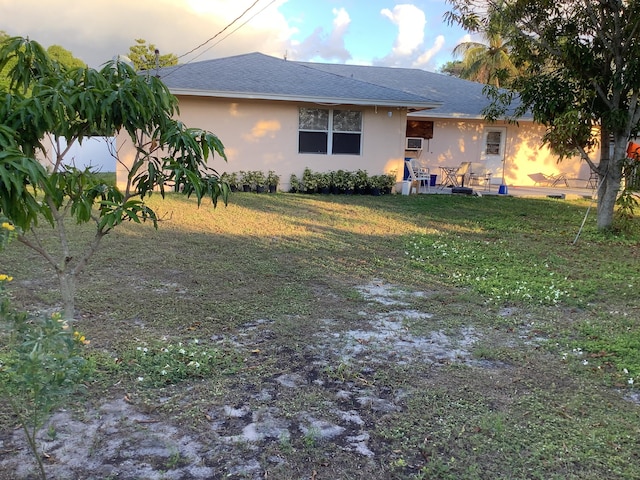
[480,127,507,184]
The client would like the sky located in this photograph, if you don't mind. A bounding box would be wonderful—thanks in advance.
[0,0,470,71]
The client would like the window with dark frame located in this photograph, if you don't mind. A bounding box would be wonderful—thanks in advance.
[298,108,362,155]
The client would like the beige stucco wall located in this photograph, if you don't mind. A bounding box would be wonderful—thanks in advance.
[116,96,409,192]
[116,96,598,191]
[405,117,595,187]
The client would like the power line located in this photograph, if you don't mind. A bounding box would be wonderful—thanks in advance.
[161,0,277,79]
[177,0,263,60]
[185,0,278,63]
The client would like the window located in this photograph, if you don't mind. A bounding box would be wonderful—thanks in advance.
[298,108,328,154]
[485,130,503,156]
[298,108,362,155]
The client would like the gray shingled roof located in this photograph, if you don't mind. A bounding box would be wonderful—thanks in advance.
[156,53,440,110]
[155,52,526,119]
[299,61,509,119]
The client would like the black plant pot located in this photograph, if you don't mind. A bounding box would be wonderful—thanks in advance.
[242,184,251,192]
[256,185,266,193]
[320,187,330,194]
[268,185,277,193]
[371,187,381,196]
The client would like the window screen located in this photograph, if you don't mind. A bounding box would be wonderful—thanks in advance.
[486,131,502,155]
[298,108,362,155]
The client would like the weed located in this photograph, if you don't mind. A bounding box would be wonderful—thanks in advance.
[112,339,243,387]
[278,432,293,454]
[303,427,320,449]
[165,449,186,469]
[323,362,356,382]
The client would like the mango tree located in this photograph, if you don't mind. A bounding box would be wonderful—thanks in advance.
[446,0,640,230]
[0,37,229,320]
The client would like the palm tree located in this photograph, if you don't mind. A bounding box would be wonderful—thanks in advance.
[452,2,517,87]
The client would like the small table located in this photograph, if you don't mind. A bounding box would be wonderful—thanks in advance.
[439,166,459,188]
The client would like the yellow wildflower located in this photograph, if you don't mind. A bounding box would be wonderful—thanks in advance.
[1,222,15,231]
[73,330,90,345]
[0,274,13,282]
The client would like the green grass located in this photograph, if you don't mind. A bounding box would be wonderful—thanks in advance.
[1,191,640,479]
[93,171,116,185]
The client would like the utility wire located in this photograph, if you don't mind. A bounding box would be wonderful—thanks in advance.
[177,0,262,60]
[161,0,276,79]
[185,0,278,63]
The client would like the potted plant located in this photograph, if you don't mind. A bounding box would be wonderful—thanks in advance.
[330,170,341,194]
[317,172,332,194]
[239,171,252,192]
[267,170,280,193]
[331,170,345,193]
[343,170,356,194]
[354,169,369,194]
[253,170,267,193]
[302,167,317,193]
[220,172,239,192]
[368,175,384,196]
[382,171,397,194]
[289,174,301,193]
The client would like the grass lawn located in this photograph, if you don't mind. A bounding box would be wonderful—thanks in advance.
[1,191,639,479]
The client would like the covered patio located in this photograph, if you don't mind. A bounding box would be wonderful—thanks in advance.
[406,182,599,200]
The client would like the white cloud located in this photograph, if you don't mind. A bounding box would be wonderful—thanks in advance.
[380,4,426,57]
[0,0,296,67]
[288,7,352,62]
[413,35,445,68]
[374,4,452,71]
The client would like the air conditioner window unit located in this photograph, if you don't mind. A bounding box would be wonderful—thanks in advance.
[405,137,423,150]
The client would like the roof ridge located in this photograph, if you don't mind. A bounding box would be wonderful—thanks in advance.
[296,58,488,89]
[291,59,438,103]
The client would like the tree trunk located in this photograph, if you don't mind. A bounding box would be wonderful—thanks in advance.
[57,271,76,322]
[597,134,626,230]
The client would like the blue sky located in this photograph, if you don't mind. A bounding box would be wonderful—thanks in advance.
[277,0,469,70]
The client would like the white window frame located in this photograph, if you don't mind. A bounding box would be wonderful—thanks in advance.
[482,127,507,160]
[298,108,362,155]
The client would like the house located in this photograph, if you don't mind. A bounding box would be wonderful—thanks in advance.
[116,52,590,192]
[300,61,593,187]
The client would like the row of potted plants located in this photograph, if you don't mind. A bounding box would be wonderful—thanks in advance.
[290,168,397,195]
[220,170,280,193]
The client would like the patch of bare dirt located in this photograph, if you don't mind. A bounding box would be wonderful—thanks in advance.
[0,279,515,480]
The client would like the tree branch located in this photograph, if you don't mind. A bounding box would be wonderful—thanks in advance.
[17,231,61,273]
[70,229,107,277]
[51,134,75,173]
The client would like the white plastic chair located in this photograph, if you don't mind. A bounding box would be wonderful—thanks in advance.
[405,160,431,194]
